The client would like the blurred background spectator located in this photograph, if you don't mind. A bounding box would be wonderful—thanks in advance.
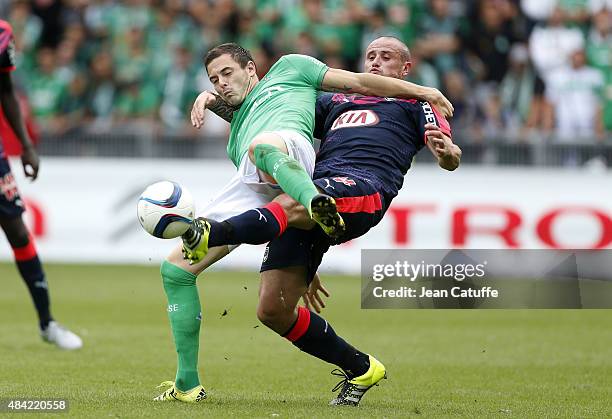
[528,6,585,82]
[0,0,609,163]
[546,48,605,141]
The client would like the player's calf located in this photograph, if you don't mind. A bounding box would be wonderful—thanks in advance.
[273,193,314,230]
[257,267,307,333]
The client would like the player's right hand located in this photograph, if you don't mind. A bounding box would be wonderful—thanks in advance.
[21,144,39,181]
[302,273,330,313]
[190,91,218,129]
[422,87,454,118]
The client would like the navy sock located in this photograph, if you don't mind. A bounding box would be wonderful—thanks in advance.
[284,307,370,378]
[208,202,288,247]
[13,240,52,330]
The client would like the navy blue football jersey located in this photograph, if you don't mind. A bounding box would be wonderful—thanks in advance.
[0,20,16,158]
[313,93,451,207]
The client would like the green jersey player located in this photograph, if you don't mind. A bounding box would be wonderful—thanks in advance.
[155,43,453,403]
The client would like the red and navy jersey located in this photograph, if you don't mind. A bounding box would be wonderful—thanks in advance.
[0,20,16,74]
[314,93,451,208]
[0,20,16,158]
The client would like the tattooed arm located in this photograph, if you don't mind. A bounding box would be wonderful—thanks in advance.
[320,68,454,117]
[190,91,239,128]
[207,93,239,123]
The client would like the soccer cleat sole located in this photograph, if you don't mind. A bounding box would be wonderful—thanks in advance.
[330,373,387,406]
[330,356,387,406]
[311,194,346,238]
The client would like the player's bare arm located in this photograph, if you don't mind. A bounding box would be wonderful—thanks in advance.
[0,72,39,180]
[190,90,238,128]
[424,123,461,171]
[321,68,454,118]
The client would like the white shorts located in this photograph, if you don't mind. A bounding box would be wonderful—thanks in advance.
[200,129,315,231]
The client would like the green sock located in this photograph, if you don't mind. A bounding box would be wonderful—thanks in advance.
[160,261,202,392]
[253,143,319,213]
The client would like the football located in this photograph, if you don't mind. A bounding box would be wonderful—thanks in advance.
[137,181,195,239]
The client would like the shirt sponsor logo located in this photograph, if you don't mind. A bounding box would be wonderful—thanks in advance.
[420,101,437,126]
[7,40,15,66]
[333,177,356,186]
[331,110,379,130]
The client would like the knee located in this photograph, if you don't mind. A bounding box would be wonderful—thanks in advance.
[256,301,292,331]
[11,229,29,248]
[1,218,29,247]
[248,132,287,163]
[256,303,279,327]
[249,141,276,164]
[165,251,184,267]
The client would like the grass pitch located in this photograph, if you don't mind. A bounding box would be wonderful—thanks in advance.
[0,262,611,418]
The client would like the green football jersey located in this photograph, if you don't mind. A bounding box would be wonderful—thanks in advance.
[226,54,329,167]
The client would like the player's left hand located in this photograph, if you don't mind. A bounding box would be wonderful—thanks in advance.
[302,273,330,313]
[422,87,454,118]
[425,123,461,171]
[425,123,454,158]
[21,144,39,181]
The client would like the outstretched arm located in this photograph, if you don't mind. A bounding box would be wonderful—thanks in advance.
[0,73,39,180]
[321,68,454,118]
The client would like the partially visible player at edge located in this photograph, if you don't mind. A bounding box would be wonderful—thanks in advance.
[154,42,453,402]
[0,20,82,350]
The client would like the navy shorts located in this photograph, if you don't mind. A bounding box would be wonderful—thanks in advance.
[0,156,25,218]
[261,174,386,285]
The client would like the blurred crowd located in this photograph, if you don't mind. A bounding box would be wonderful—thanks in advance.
[0,0,610,143]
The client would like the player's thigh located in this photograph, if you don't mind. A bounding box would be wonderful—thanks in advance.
[0,215,29,247]
[258,266,308,317]
[166,243,229,276]
[0,159,27,246]
[206,156,279,217]
[261,228,313,283]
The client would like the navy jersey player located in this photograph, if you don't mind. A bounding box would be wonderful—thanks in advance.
[307,91,453,243]
[0,20,81,350]
[184,37,460,405]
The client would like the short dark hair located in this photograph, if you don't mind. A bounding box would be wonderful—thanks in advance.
[204,43,255,70]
